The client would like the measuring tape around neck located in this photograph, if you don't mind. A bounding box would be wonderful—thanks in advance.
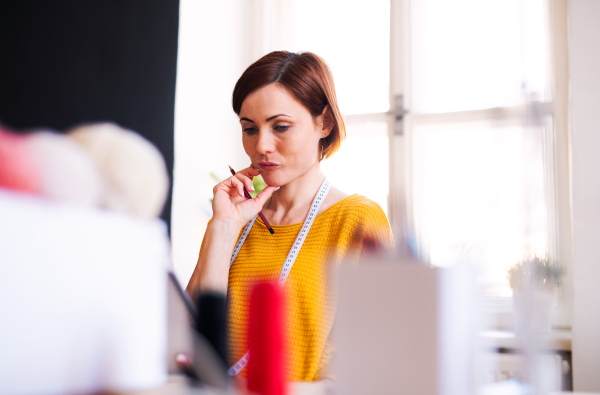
[227,178,332,376]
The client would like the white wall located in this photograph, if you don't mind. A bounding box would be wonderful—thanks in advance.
[569,0,600,391]
[171,0,255,287]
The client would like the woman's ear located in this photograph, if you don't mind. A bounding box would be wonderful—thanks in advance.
[317,105,334,137]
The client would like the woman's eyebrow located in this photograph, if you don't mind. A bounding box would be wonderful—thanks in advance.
[240,114,292,123]
[266,114,291,122]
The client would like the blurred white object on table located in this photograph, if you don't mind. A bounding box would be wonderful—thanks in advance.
[334,256,478,395]
[0,189,170,394]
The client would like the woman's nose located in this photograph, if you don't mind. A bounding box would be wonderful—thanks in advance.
[255,130,275,154]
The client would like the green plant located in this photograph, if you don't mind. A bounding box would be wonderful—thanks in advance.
[249,174,267,198]
[507,255,566,292]
[209,172,223,184]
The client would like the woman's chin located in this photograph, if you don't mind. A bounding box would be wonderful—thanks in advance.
[261,174,283,188]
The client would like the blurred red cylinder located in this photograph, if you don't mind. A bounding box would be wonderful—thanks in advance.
[247,282,287,395]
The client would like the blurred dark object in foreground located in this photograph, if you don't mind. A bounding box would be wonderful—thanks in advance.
[196,292,229,370]
[0,0,179,230]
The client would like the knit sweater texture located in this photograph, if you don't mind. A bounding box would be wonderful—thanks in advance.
[207,194,394,381]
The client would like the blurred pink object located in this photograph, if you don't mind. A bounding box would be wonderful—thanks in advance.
[0,127,40,194]
[26,131,102,207]
[0,126,102,207]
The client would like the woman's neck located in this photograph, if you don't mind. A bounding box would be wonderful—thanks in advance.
[264,162,325,226]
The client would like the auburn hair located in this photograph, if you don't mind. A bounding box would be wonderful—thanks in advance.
[232,51,345,160]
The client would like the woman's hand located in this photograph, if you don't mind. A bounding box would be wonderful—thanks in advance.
[187,166,278,296]
[211,166,278,229]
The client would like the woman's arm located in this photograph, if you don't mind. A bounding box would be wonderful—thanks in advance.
[186,219,240,294]
[186,167,278,299]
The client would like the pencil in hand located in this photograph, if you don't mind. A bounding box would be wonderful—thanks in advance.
[229,166,275,235]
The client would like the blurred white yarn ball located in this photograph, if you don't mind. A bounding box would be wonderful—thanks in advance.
[26,131,103,207]
[68,123,169,219]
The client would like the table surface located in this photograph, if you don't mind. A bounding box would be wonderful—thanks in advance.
[127,375,332,395]
[132,376,600,395]
[479,330,572,351]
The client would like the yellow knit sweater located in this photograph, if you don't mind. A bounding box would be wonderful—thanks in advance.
[214,194,393,381]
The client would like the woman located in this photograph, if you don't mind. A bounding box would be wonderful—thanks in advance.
[187,51,394,381]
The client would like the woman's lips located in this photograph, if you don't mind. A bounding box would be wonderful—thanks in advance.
[258,162,280,170]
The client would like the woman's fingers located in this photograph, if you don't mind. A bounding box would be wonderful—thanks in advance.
[217,175,245,198]
[234,172,255,193]
[238,166,261,180]
[214,174,279,223]
[252,185,280,209]
[218,173,254,199]
[227,185,279,220]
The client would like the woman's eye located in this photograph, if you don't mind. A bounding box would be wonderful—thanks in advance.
[274,125,289,132]
[243,127,258,135]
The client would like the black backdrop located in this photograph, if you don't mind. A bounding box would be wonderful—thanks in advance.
[0,0,180,231]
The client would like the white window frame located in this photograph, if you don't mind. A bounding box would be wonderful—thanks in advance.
[391,0,572,330]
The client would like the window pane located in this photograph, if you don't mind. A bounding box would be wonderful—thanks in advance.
[322,121,389,216]
[411,121,548,297]
[411,0,549,113]
[291,0,390,114]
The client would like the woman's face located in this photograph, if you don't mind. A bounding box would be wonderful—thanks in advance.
[239,83,329,187]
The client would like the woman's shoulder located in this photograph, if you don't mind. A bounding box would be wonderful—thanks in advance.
[319,193,394,252]
[322,193,387,222]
